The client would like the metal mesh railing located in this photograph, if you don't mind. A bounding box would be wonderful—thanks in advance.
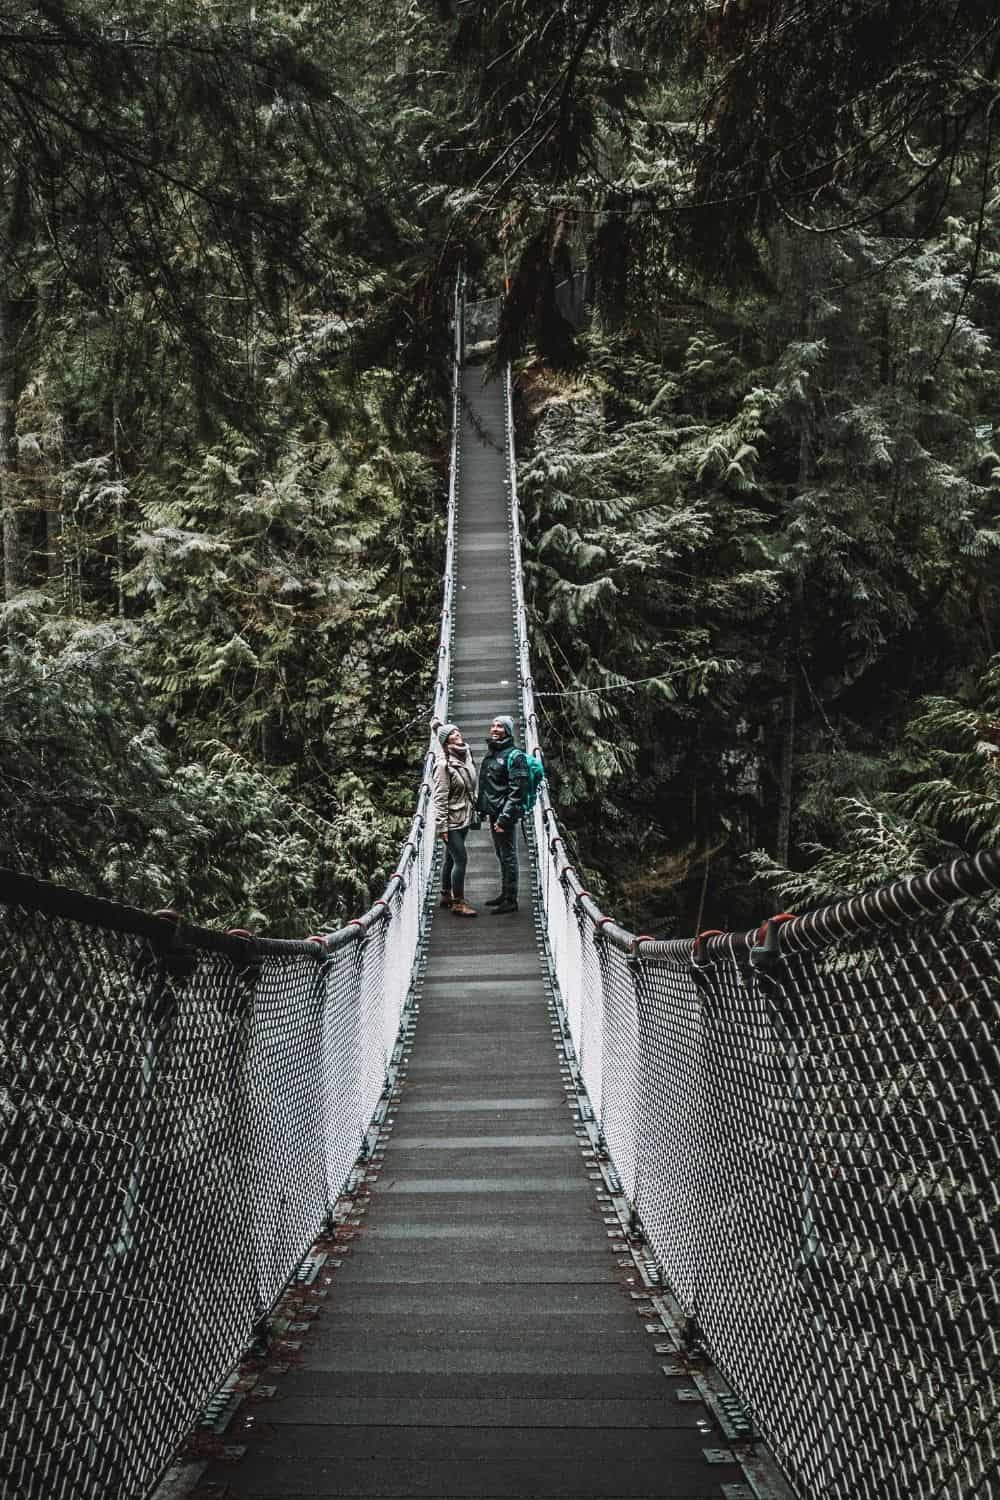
[503,359,1000,1500]
[0,280,465,1500]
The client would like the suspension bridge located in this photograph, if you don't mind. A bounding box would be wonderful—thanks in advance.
[2,289,998,1500]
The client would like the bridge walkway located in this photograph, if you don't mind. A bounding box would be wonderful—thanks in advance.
[198,369,740,1497]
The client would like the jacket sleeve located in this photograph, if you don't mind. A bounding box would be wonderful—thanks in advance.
[499,750,528,826]
[433,760,449,829]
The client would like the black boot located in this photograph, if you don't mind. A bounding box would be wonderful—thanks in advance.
[484,894,506,907]
[490,896,518,914]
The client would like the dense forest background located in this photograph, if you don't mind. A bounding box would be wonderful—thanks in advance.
[2,0,999,937]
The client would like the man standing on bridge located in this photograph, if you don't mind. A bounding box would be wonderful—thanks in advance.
[477,714,528,914]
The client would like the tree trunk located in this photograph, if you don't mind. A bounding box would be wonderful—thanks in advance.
[775,573,802,867]
[0,168,35,605]
[978,588,995,657]
[113,394,126,618]
[878,303,892,387]
[775,374,813,866]
[47,507,63,588]
[0,293,21,603]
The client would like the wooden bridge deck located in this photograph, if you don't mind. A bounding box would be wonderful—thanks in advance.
[197,369,740,1497]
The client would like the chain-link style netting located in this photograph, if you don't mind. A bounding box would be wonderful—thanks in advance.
[1,730,439,1500]
[503,359,1000,1500]
[0,286,462,1500]
[1,899,324,1500]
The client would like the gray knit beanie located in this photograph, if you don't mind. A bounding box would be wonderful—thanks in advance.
[437,722,460,748]
[494,714,514,737]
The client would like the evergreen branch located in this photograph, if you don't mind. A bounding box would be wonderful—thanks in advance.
[555,0,616,169]
[928,99,995,375]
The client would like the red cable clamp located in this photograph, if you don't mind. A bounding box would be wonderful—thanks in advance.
[755,912,796,944]
[692,928,726,964]
[625,934,654,970]
[749,913,796,974]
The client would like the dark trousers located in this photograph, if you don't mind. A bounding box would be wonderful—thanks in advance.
[442,827,469,900]
[491,823,519,899]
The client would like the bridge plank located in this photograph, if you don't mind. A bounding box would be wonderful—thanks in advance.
[261,1397,700,1428]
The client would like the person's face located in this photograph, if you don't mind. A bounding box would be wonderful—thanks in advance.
[446,729,463,748]
[489,718,507,741]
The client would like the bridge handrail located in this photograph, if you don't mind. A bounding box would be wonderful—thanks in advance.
[531,835,1000,961]
[0,865,305,957]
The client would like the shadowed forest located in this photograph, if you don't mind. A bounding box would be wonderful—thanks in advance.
[2,0,999,936]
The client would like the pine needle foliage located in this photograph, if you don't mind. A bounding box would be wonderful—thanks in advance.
[0,617,399,932]
[518,197,1000,932]
[752,656,1000,907]
[0,0,455,929]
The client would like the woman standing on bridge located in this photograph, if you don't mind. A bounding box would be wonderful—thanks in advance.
[432,721,478,917]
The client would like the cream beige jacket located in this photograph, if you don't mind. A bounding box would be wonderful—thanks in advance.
[433,746,477,831]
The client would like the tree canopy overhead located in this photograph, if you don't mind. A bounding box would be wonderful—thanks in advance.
[2,0,999,934]
[401,1,998,346]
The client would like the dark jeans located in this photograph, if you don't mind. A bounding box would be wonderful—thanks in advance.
[491,822,519,900]
[442,826,469,900]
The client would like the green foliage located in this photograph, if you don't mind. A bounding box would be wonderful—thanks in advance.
[0,616,401,933]
[0,0,454,928]
[518,201,999,932]
[752,656,1000,906]
[128,406,442,780]
[0,356,444,923]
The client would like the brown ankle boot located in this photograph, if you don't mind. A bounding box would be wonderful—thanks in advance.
[439,892,453,908]
[451,900,478,917]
